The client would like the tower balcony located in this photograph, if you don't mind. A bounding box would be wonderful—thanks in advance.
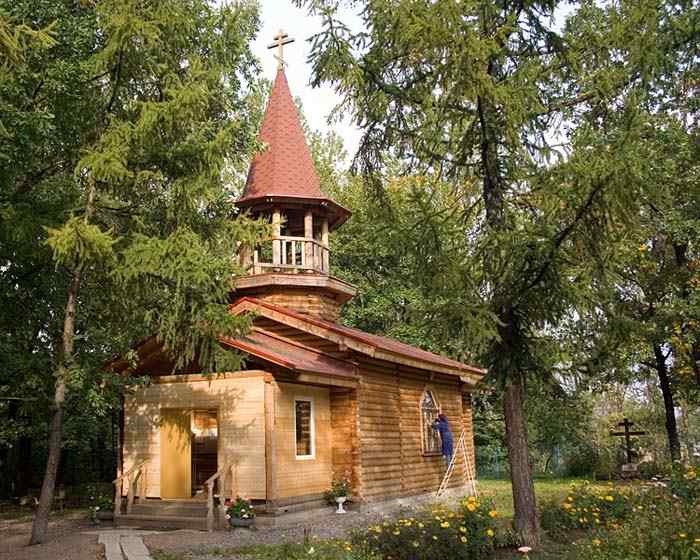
[239,235,330,275]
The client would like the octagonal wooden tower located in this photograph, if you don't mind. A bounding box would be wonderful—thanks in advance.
[233,68,356,322]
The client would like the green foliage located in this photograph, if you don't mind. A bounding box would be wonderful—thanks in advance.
[324,474,351,503]
[567,486,700,560]
[540,482,633,536]
[669,463,700,505]
[225,496,254,520]
[45,216,116,267]
[331,176,497,364]
[0,0,267,500]
[87,490,112,523]
[354,499,498,560]
[151,541,381,560]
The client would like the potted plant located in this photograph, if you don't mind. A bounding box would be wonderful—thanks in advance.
[325,476,351,514]
[225,496,255,528]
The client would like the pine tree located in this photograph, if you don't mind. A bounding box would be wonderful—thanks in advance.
[1,0,267,543]
[295,0,694,545]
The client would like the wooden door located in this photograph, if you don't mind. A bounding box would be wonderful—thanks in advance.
[160,409,192,499]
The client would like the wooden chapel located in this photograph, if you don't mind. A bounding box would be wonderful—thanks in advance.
[112,38,485,529]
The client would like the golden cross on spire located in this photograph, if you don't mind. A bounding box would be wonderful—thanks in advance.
[267,29,295,69]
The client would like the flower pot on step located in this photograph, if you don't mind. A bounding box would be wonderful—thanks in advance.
[228,516,255,528]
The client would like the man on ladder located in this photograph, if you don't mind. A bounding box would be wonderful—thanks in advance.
[433,413,477,499]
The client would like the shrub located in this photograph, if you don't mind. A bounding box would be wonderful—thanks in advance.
[567,486,700,560]
[539,481,633,537]
[539,498,574,542]
[88,491,112,523]
[564,443,599,478]
[354,497,498,560]
[669,462,699,505]
[637,461,668,480]
[164,542,381,560]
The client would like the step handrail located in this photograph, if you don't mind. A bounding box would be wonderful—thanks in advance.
[113,460,147,519]
[205,460,235,531]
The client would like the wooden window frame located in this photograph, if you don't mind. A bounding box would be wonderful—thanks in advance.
[293,396,315,460]
[420,388,442,457]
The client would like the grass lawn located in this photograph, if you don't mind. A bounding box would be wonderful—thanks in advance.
[478,477,610,519]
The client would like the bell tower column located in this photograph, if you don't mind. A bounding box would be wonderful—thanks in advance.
[321,218,329,273]
[272,208,282,265]
[304,209,314,269]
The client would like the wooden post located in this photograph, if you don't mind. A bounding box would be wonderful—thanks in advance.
[126,474,135,514]
[304,210,313,270]
[206,481,214,532]
[272,209,281,265]
[321,218,329,273]
[239,244,251,268]
[113,472,121,521]
[139,465,146,503]
[264,380,277,509]
[253,249,259,274]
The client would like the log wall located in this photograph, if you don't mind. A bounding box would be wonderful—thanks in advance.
[355,358,475,501]
[240,288,342,322]
[330,388,360,492]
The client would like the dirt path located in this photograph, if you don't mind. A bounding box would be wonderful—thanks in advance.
[145,509,389,556]
[0,511,102,560]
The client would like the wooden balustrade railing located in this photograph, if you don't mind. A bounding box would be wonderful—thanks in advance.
[113,460,147,520]
[239,235,330,275]
[204,460,238,531]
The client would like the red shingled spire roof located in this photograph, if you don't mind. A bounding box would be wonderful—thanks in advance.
[240,68,324,201]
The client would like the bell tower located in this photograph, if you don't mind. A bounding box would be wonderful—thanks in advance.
[234,32,356,322]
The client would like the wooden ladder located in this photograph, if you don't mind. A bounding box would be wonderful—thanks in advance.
[436,430,477,499]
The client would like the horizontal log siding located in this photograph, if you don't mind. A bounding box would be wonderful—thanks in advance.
[357,358,472,501]
[330,388,360,494]
[462,393,476,479]
[251,290,342,322]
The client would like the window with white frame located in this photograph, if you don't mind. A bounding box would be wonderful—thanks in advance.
[294,398,314,458]
[421,390,441,454]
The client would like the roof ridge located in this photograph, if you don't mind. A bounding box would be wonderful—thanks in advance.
[251,325,356,366]
[229,297,486,376]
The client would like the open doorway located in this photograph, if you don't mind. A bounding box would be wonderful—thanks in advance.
[191,410,218,496]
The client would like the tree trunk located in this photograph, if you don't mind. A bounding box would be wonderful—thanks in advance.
[30,180,96,545]
[504,381,540,547]
[30,286,80,544]
[653,342,681,462]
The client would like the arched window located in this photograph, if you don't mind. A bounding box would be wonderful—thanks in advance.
[421,390,441,455]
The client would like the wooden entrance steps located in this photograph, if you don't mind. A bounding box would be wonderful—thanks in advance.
[116,497,334,531]
[117,500,209,531]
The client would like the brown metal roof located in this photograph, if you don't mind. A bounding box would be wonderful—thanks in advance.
[219,329,357,379]
[230,297,486,377]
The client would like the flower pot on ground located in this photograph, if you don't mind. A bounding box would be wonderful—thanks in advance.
[96,510,113,521]
[324,475,352,509]
[88,494,113,524]
[225,496,255,529]
[335,496,348,514]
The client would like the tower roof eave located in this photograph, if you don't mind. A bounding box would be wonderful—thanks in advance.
[235,194,351,229]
